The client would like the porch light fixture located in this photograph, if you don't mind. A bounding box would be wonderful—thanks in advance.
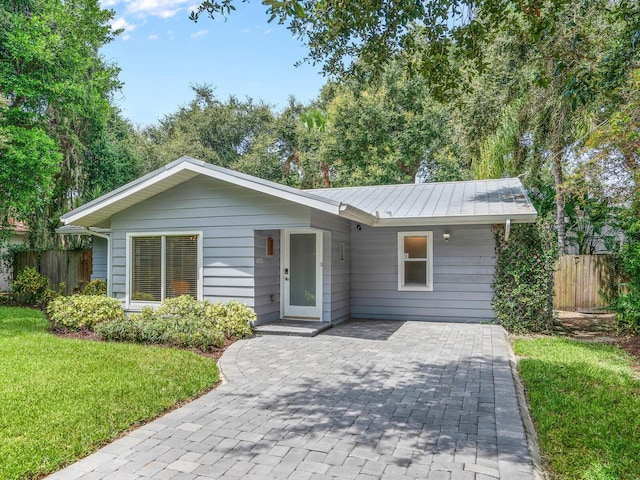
[266,236,274,256]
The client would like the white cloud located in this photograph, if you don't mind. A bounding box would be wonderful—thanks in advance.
[125,0,189,19]
[148,33,160,40]
[190,29,208,39]
[111,16,136,33]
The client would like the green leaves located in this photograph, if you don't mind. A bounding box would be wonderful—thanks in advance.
[0,0,122,245]
[0,124,61,222]
[492,219,558,333]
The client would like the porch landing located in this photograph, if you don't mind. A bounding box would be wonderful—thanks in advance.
[254,319,333,337]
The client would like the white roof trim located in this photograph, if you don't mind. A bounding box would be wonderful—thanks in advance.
[61,156,348,227]
[371,213,537,227]
[60,156,537,229]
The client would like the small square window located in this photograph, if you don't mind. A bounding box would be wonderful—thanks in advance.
[398,232,433,291]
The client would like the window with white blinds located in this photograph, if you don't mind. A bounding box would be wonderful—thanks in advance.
[130,234,199,302]
[132,237,161,301]
[166,236,198,299]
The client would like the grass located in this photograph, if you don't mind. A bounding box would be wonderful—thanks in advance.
[0,306,219,480]
[514,337,640,480]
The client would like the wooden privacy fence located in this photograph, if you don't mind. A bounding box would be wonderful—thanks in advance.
[13,250,92,294]
[553,254,618,312]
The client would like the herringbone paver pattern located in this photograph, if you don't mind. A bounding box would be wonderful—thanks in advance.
[48,321,534,479]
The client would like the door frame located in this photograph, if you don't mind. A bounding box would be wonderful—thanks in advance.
[281,229,323,320]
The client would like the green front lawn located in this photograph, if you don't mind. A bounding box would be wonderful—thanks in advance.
[0,307,219,479]
[514,337,640,480]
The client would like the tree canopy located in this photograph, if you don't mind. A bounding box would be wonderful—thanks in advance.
[0,0,128,247]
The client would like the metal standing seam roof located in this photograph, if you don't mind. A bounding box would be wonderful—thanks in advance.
[60,156,537,228]
[307,178,537,224]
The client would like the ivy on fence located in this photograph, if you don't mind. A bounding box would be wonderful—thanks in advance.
[492,219,558,333]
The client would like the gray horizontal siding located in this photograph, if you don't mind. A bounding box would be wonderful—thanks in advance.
[350,224,496,321]
[110,176,311,310]
[254,230,280,324]
[91,237,108,281]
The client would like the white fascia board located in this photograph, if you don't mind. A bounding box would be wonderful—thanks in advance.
[62,164,194,225]
[62,160,343,226]
[56,225,112,235]
[371,213,537,227]
[338,204,379,225]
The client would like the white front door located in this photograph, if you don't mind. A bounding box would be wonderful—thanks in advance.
[282,230,323,319]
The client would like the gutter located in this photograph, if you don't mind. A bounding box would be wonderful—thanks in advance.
[338,203,379,225]
[368,213,537,227]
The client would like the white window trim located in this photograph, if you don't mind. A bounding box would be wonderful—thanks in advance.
[397,231,433,292]
[125,231,203,309]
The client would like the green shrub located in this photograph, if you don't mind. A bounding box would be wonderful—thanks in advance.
[95,309,226,351]
[95,296,254,351]
[77,279,107,296]
[12,267,51,305]
[612,292,640,334]
[211,300,255,338]
[132,292,156,301]
[492,219,558,333]
[612,229,640,333]
[48,295,125,330]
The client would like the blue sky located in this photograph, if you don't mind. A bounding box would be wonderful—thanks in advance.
[99,0,327,126]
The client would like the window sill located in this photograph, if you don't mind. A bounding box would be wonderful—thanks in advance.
[398,285,433,292]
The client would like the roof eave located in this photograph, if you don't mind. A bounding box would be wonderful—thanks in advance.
[338,204,379,225]
[371,213,537,227]
[61,157,343,227]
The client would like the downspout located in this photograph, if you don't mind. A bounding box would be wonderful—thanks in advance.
[83,228,112,297]
[504,218,511,243]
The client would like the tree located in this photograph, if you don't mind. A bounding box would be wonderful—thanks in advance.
[316,66,463,186]
[137,85,293,183]
[193,0,639,254]
[0,0,121,247]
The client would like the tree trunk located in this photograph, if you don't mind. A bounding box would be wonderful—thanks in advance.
[553,152,566,254]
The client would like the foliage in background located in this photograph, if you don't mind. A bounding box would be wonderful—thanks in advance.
[611,198,640,334]
[192,0,639,256]
[95,296,254,351]
[0,306,218,480]
[317,64,468,186]
[515,337,640,480]
[0,0,132,248]
[48,295,125,330]
[492,219,558,332]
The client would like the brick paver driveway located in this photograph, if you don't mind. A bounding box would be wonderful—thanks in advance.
[50,321,535,480]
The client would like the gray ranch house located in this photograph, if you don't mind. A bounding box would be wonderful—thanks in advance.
[60,156,537,324]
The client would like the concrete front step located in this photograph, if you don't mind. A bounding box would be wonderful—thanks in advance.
[254,319,333,337]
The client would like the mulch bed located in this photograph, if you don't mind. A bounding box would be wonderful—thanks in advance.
[50,326,235,361]
[554,311,640,365]
[619,336,640,363]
